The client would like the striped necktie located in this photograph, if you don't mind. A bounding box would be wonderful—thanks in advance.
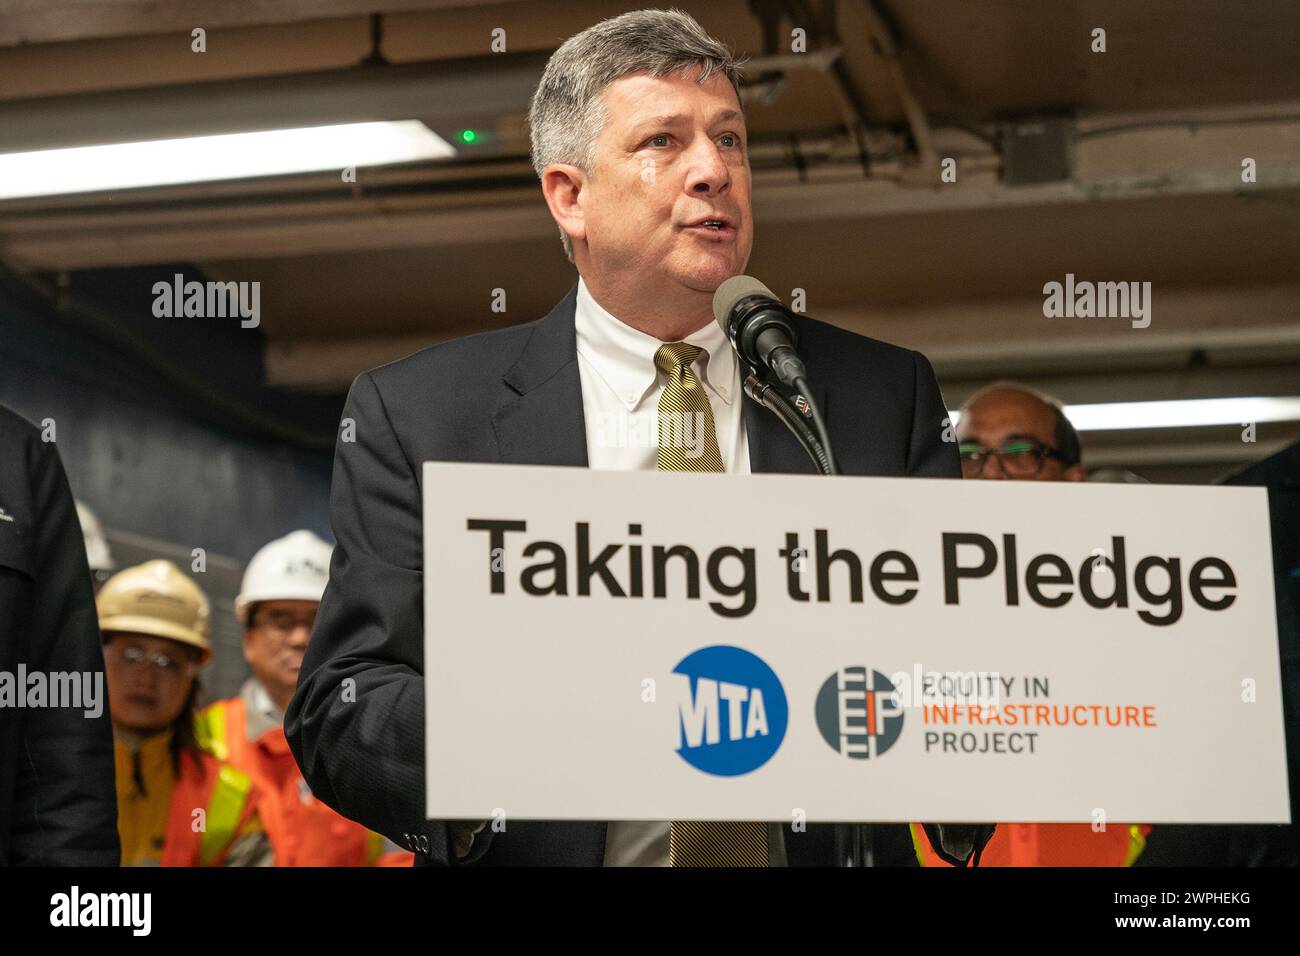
[655,342,770,867]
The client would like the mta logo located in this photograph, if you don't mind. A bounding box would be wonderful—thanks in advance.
[673,646,787,776]
[815,667,904,759]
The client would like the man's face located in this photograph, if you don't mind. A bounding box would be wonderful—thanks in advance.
[243,599,317,700]
[571,68,753,292]
[956,389,1085,482]
[104,633,200,734]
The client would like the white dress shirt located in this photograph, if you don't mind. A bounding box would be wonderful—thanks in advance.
[574,278,787,867]
[575,277,749,475]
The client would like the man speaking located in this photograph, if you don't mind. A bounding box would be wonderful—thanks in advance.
[288,8,984,866]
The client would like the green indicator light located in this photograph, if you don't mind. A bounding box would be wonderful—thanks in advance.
[459,129,478,144]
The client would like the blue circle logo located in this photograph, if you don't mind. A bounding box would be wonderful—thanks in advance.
[673,645,788,776]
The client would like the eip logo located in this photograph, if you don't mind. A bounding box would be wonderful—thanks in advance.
[673,646,788,776]
[815,667,904,759]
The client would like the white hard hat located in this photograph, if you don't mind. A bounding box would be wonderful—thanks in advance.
[76,500,116,573]
[234,530,333,624]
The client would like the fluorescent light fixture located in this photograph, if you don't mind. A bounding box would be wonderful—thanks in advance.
[950,396,1300,431]
[0,120,455,200]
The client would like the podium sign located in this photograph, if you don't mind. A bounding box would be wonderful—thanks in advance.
[423,462,1289,824]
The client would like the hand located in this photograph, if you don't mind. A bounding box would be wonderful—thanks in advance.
[922,822,997,867]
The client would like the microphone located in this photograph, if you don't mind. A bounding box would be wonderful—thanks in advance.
[712,276,807,389]
[714,275,839,476]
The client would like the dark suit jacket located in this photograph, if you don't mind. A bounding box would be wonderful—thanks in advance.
[0,404,120,865]
[286,284,960,866]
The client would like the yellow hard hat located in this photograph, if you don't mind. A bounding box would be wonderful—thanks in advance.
[97,559,211,662]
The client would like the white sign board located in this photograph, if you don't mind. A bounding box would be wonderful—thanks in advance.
[423,463,1289,824]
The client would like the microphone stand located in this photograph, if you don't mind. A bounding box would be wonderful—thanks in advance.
[743,371,874,867]
[742,373,837,476]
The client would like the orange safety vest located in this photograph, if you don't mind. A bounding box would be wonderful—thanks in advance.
[198,696,411,866]
[910,822,1152,867]
[163,750,261,866]
[115,731,261,867]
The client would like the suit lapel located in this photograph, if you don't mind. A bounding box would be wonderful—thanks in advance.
[492,283,829,478]
[492,285,589,468]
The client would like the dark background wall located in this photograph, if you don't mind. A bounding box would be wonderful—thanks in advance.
[0,265,346,698]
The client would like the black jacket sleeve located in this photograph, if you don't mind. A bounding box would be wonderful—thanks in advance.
[905,350,961,478]
[1,417,119,865]
[285,372,482,865]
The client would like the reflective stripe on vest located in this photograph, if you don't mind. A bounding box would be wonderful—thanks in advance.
[909,822,930,865]
[366,829,385,866]
[198,764,253,866]
[1122,824,1147,867]
[195,703,230,761]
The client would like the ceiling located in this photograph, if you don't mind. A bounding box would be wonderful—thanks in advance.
[1,0,1298,480]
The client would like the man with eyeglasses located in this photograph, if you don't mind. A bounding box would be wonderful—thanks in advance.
[911,381,1153,867]
[954,382,1086,483]
[200,530,411,866]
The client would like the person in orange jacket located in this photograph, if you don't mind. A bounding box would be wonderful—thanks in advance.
[914,383,1152,867]
[204,530,411,867]
[100,560,271,866]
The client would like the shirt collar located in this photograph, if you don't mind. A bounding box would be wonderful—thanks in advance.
[242,677,284,741]
[574,277,737,410]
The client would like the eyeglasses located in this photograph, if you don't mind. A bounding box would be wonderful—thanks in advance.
[250,609,317,638]
[959,439,1072,478]
[106,643,199,679]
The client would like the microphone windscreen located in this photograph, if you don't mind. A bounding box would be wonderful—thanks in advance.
[713,275,778,333]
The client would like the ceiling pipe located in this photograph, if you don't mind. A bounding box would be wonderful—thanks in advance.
[855,0,941,185]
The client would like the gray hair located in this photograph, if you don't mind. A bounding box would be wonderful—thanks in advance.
[528,8,745,262]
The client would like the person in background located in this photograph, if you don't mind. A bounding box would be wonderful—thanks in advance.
[0,404,119,865]
[910,381,1152,867]
[100,559,270,866]
[76,500,117,594]
[955,381,1086,483]
[200,531,411,866]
